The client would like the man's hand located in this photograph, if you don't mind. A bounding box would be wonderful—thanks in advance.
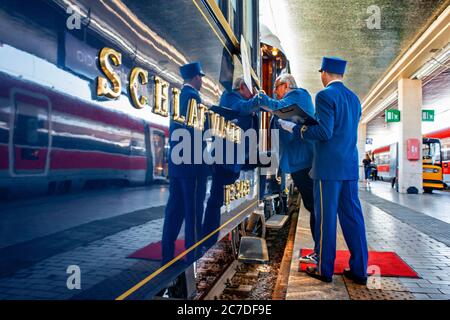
[277,119,297,133]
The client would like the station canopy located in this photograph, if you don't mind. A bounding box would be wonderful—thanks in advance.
[260,0,449,100]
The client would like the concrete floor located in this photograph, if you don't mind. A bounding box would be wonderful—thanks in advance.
[363,181,450,224]
[286,182,450,300]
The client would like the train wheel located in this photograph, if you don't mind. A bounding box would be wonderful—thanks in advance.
[424,188,433,194]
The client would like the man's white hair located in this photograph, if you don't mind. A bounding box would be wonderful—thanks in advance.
[275,74,297,89]
[233,76,247,90]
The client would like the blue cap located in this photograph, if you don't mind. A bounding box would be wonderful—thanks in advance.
[319,57,347,75]
[179,62,205,80]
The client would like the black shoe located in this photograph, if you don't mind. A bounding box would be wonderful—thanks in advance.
[343,268,367,285]
[305,266,332,283]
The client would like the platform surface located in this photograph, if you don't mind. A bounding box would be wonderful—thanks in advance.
[286,181,450,300]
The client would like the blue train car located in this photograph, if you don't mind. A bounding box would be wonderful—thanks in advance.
[0,0,262,300]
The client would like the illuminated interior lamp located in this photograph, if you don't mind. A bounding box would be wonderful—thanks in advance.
[271,47,279,56]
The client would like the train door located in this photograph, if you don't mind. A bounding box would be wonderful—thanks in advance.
[144,123,154,184]
[150,128,168,181]
[144,125,168,183]
[390,143,398,191]
[10,90,51,176]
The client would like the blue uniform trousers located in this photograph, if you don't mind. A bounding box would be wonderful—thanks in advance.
[314,179,368,279]
[291,168,318,255]
[162,176,207,264]
[202,166,240,249]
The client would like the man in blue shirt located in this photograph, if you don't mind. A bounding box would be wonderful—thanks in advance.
[162,62,209,264]
[201,77,260,249]
[259,74,318,264]
[291,57,369,284]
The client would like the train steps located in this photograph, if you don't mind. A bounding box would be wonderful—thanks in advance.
[237,236,269,264]
[265,214,289,230]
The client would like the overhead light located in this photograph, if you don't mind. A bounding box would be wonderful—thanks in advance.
[411,43,450,80]
[362,91,397,124]
[271,47,279,56]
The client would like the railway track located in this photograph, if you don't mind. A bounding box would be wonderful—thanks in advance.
[194,198,299,300]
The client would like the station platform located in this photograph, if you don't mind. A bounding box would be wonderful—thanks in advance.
[287,181,450,300]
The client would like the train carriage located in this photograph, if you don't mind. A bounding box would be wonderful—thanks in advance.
[426,127,450,186]
[371,132,447,192]
[0,0,266,300]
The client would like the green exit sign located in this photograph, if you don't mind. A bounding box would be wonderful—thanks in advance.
[422,110,435,122]
[385,109,400,123]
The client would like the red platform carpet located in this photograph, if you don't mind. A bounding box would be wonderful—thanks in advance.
[128,240,186,261]
[299,249,419,278]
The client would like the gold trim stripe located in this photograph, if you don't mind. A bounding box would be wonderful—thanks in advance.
[191,0,232,56]
[203,0,240,48]
[192,0,261,89]
[116,200,258,300]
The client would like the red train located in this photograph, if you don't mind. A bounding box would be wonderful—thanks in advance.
[0,72,169,199]
[426,127,450,185]
[371,127,449,190]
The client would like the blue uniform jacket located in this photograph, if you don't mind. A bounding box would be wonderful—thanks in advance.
[216,91,260,173]
[300,81,361,180]
[262,89,315,173]
[168,85,210,178]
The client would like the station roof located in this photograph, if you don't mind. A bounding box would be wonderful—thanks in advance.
[260,0,449,100]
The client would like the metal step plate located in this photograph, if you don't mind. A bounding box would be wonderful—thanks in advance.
[264,194,279,200]
[238,237,269,264]
[266,215,289,230]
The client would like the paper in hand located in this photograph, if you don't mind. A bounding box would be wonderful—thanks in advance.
[272,104,318,125]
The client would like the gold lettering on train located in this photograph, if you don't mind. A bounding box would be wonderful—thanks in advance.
[225,121,235,143]
[186,99,199,129]
[224,180,251,206]
[171,88,185,124]
[234,124,242,144]
[208,111,221,137]
[129,67,149,109]
[197,104,208,131]
[95,47,242,144]
[153,76,169,117]
[97,48,122,99]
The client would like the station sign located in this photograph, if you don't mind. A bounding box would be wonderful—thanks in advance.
[422,109,435,122]
[385,109,400,123]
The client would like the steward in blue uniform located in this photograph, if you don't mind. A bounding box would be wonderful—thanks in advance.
[259,74,318,263]
[202,77,260,249]
[162,62,209,264]
[293,57,369,284]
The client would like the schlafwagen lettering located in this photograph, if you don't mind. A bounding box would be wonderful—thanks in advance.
[96,47,241,144]
[224,180,251,206]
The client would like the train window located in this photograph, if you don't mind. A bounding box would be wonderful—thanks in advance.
[12,92,50,174]
[243,0,254,50]
[243,0,259,70]
[216,0,258,69]
[423,142,441,165]
[216,0,238,36]
[151,129,167,179]
[441,138,450,162]
[379,153,390,165]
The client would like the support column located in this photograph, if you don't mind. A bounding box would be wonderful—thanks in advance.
[397,78,423,194]
[357,123,367,181]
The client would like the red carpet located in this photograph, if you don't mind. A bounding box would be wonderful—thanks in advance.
[128,240,186,261]
[299,249,419,278]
